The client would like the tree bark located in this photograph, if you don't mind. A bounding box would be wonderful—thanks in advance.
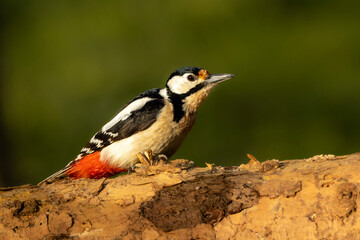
[1,153,360,239]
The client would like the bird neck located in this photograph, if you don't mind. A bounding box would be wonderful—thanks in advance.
[165,84,212,123]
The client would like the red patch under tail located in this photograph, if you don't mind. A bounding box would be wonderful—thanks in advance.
[66,151,127,179]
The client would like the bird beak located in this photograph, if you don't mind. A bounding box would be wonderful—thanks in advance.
[206,73,235,84]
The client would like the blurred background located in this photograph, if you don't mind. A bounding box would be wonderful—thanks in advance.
[0,0,359,186]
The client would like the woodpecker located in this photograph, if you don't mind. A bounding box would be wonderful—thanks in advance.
[40,67,234,184]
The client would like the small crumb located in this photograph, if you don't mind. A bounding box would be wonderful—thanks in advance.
[307,154,336,162]
[205,162,214,170]
[309,213,317,221]
[247,154,259,163]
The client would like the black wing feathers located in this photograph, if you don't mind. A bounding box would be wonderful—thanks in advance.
[81,131,113,153]
[107,99,164,139]
[78,88,164,157]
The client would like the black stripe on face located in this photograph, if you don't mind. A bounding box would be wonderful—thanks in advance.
[166,83,205,122]
[180,82,205,98]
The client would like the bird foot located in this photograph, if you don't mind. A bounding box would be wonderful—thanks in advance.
[136,149,168,166]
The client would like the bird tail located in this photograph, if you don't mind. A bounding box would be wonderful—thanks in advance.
[37,166,71,185]
[38,152,85,185]
[38,151,127,185]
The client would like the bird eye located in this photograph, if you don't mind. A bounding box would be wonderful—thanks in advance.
[187,74,195,81]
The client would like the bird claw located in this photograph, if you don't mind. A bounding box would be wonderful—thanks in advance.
[136,149,167,166]
[156,154,168,161]
[136,149,153,166]
[144,149,154,165]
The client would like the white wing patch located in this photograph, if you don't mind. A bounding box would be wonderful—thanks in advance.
[101,97,152,131]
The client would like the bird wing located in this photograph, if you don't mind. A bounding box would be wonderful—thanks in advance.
[39,89,165,184]
[76,96,165,160]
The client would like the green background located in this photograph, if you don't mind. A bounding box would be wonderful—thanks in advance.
[1,0,359,186]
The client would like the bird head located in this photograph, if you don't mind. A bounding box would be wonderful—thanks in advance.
[166,66,234,95]
[165,67,234,115]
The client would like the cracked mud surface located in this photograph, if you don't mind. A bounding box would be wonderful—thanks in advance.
[1,154,360,239]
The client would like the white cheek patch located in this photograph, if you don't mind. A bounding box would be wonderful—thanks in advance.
[167,75,201,95]
[102,97,152,131]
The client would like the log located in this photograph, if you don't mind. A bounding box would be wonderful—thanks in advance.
[1,153,360,239]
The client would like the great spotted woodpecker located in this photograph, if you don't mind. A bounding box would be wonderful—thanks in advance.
[40,67,234,184]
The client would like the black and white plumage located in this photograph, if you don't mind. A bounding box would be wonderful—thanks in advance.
[40,66,234,183]
[77,88,165,160]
